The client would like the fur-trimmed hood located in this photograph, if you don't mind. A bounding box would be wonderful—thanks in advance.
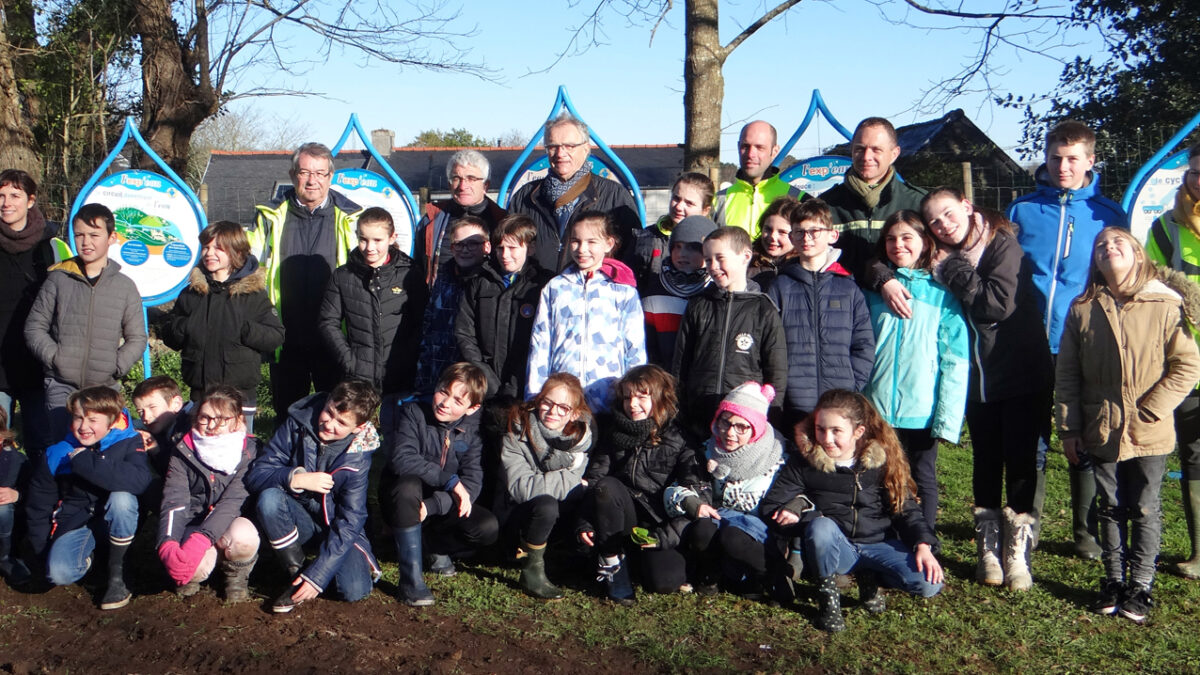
[795,432,886,474]
[187,255,266,296]
[1156,264,1200,328]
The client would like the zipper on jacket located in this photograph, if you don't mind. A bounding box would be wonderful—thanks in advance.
[1044,193,1070,339]
[851,470,862,538]
[967,314,987,403]
[81,275,97,386]
[716,291,733,392]
[891,309,902,421]
[811,272,823,392]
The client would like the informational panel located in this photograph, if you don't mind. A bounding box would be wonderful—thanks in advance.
[333,168,415,254]
[72,169,203,305]
[1127,150,1188,244]
[780,155,853,195]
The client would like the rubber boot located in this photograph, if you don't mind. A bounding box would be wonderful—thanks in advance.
[1030,468,1046,550]
[221,554,256,603]
[99,542,132,610]
[597,554,635,605]
[1069,468,1102,560]
[0,531,31,587]
[815,575,845,633]
[1174,480,1200,578]
[394,525,434,606]
[856,569,886,614]
[517,542,562,600]
[427,553,457,577]
[275,542,305,580]
[973,507,1004,586]
[1002,506,1035,591]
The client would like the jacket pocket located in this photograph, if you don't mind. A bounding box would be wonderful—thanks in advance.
[1081,401,1116,448]
[1128,408,1170,451]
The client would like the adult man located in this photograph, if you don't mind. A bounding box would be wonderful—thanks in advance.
[250,142,361,414]
[507,113,641,271]
[414,149,508,285]
[821,117,926,281]
[713,120,805,239]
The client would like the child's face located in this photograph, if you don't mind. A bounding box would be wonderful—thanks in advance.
[922,195,973,247]
[316,402,367,443]
[669,184,709,224]
[884,222,926,269]
[71,406,117,445]
[73,218,116,267]
[702,238,750,290]
[761,215,794,258]
[1094,230,1139,287]
[432,381,481,423]
[451,225,491,269]
[357,221,396,268]
[134,391,183,427]
[496,235,528,274]
[714,412,753,451]
[669,241,704,274]
[813,409,865,461]
[623,385,653,422]
[1045,141,1095,191]
[193,401,244,437]
[537,384,580,432]
[790,218,837,264]
[568,220,615,273]
[0,183,34,228]
[201,240,232,276]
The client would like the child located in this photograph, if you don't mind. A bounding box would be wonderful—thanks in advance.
[863,211,969,531]
[749,197,799,290]
[1056,227,1200,622]
[160,221,283,433]
[320,207,425,429]
[527,211,646,413]
[245,379,382,613]
[131,375,188,462]
[922,187,1053,591]
[381,362,498,606]
[502,373,595,599]
[767,198,875,426]
[664,382,786,598]
[0,408,31,585]
[25,203,147,440]
[157,385,261,601]
[640,215,716,368]
[579,365,702,602]
[414,216,491,396]
[633,172,715,281]
[672,226,788,441]
[1008,120,1127,560]
[762,390,944,633]
[25,386,150,609]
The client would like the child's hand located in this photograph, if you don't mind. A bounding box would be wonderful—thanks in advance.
[696,504,721,520]
[418,500,428,523]
[137,430,158,452]
[915,543,943,585]
[772,509,799,526]
[579,531,595,547]
[290,578,320,603]
[1061,437,1082,466]
[881,279,914,319]
[290,470,334,494]
[0,487,18,505]
[452,482,472,518]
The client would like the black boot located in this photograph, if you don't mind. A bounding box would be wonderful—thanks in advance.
[0,530,31,587]
[857,569,886,614]
[816,575,845,632]
[1070,468,1102,560]
[275,542,305,579]
[394,525,434,606]
[99,542,132,610]
[597,554,635,605]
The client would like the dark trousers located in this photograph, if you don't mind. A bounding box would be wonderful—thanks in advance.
[895,427,940,531]
[1175,390,1200,479]
[271,340,340,417]
[509,493,579,546]
[380,474,499,555]
[586,476,690,592]
[966,388,1050,514]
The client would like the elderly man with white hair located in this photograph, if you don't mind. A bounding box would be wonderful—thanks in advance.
[414,149,509,285]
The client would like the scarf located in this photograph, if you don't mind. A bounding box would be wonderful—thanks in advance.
[843,167,894,210]
[0,204,46,255]
[542,162,593,217]
[190,430,247,475]
[526,411,591,472]
[608,407,657,454]
[660,262,709,298]
[597,258,637,287]
[705,430,783,483]
[934,213,992,282]
[1174,188,1200,240]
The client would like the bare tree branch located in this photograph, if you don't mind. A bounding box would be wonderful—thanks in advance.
[721,0,803,58]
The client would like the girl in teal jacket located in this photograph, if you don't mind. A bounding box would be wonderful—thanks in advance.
[863,211,969,530]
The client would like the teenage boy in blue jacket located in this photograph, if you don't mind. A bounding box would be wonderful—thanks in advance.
[1007,120,1127,559]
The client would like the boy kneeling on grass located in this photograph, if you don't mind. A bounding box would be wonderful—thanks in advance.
[245,379,382,613]
[25,386,150,610]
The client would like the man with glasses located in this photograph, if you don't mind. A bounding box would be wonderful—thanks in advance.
[713,120,805,239]
[508,112,641,272]
[415,149,508,286]
[250,142,362,414]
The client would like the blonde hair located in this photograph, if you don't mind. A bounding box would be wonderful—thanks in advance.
[1075,226,1157,303]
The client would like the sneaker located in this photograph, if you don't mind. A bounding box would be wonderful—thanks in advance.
[1092,579,1123,616]
[272,586,299,614]
[1118,586,1153,623]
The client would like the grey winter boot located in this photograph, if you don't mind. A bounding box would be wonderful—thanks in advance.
[815,575,846,632]
[221,554,257,603]
[973,507,1004,586]
[99,542,132,610]
[1002,506,1035,591]
[1173,480,1200,578]
[856,569,886,614]
[1069,468,1102,560]
[394,525,434,606]
[517,542,563,600]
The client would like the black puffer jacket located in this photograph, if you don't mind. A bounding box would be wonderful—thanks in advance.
[319,246,426,394]
[157,432,258,547]
[760,436,937,549]
[585,411,702,524]
[671,281,789,438]
[382,400,483,519]
[160,256,283,396]
[507,175,642,272]
[456,258,553,399]
[0,208,57,390]
[938,228,1053,402]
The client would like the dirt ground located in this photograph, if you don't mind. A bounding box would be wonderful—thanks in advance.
[0,574,650,674]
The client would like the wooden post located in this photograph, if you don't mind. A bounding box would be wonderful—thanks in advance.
[419,186,430,210]
[961,162,973,203]
[709,165,721,189]
[198,183,208,212]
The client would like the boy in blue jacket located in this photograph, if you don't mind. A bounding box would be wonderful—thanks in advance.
[380,362,498,606]
[1007,120,1127,559]
[246,379,382,613]
[25,386,150,609]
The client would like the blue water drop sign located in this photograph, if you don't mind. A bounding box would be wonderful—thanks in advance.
[120,241,150,266]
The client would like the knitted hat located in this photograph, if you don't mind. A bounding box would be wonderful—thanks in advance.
[670,215,718,249]
[712,381,775,443]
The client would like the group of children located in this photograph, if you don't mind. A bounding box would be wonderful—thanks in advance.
[1,121,1199,632]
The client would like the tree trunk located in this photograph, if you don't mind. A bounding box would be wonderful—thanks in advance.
[0,8,42,180]
[134,0,217,176]
[683,0,723,172]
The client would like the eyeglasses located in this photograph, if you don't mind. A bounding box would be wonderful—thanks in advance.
[196,413,236,429]
[294,169,332,180]
[451,239,485,251]
[540,399,573,416]
[545,141,588,154]
[715,417,753,435]
[449,175,485,185]
[790,228,833,241]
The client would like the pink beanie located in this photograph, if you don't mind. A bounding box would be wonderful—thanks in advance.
[712,381,775,443]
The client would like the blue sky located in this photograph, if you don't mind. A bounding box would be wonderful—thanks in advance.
[245,2,1103,164]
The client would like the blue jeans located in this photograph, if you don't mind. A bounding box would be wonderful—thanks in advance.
[255,486,374,601]
[0,502,14,543]
[803,516,942,598]
[46,491,139,586]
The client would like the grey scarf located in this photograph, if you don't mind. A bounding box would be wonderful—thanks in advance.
[705,430,784,482]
